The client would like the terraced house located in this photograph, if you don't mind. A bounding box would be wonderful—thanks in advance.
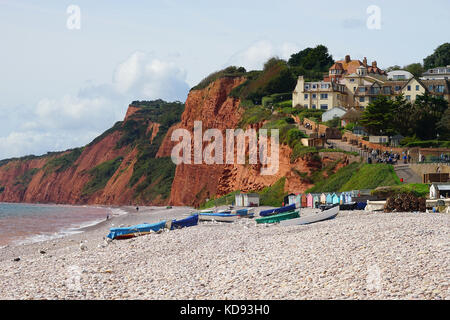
[293,55,388,110]
[293,55,450,110]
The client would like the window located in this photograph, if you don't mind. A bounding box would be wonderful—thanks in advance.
[349,79,355,82]
[312,84,317,89]
[320,104,328,110]
[436,85,445,93]
[416,85,420,91]
[305,85,310,89]
[407,85,411,91]
[429,85,434,91]
[395,86,401,91]
[312,104,316,109]
[359,97,365,102]
[304,94,308,99]
[304,104,308,108]
[359,87,365,92]
[312,94,317,99]
[320,93,328,99]
[406,95,411,101]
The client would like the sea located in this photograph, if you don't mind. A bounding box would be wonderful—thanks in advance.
[0,203,122,246]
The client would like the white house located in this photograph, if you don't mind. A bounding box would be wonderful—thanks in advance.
[321,107,347,122]
[430,183,450,199]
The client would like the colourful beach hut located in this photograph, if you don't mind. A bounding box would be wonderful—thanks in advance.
[331,193,340,204]
[326,193,333,204]
[339,193,346,204]
[345,193,352,203]
[313,194,320,208]
[306,194,314,208]
[320,193,327,204]
[301,194,307,208]
[295,194,302,208]
[288,194,296,206]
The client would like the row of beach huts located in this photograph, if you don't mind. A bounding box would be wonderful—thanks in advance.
[235,191,371,210]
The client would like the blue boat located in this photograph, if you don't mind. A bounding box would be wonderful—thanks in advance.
[107,221,166,240]
[171,214,199,230]
[259,204,296,217]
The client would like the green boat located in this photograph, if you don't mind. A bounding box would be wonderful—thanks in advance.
[256,210,300,224]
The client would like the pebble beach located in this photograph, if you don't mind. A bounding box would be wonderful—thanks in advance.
[0,206,448,300]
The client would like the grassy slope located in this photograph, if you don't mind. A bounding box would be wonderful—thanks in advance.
[307,163,401,193]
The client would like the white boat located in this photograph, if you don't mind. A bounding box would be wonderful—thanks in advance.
[280,205,339,226]
[198,212,240,222]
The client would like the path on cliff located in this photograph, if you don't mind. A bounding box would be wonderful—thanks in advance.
[392,164,422,184]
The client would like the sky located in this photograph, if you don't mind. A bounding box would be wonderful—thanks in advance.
[0,0,449,159]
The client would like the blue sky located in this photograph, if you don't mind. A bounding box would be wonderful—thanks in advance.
[0,0,449,159]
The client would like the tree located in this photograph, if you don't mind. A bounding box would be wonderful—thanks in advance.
[437,107,450,140]
[288,45,334,72]
[359,96,397,136]
[385,65,402,73]
[391,94,414,137]
[412,93,449,140]
[404,63,424,78]
[423,43,450,69]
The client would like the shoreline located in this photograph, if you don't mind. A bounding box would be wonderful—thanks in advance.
[0,207,448,300]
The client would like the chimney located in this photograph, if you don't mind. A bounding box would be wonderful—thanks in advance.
[345,55,351,63]
[372,61,377,68]
[363,57,368,66]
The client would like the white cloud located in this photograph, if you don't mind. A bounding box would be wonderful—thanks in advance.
[113,52,189,102]
[0,52,190,159]
[227,40,302,70]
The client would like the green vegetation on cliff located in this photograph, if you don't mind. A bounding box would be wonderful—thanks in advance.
[125,100,184,202]
[306,163,401,193]
[43,147,84,175]
[82,157,124,197]
[13,168,39,190]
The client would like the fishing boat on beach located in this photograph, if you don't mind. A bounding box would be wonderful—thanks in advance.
[199,212,240,222]
[170,214,199,230]
[280,205,339,226]
[259,204,296,217]
[256,210,300,224]
[107,220,167,240]
[198,208,254,222]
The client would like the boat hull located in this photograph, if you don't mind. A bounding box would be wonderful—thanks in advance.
[256,210,300,224]
[107,221,167,240]
[199,213,240,222]
[259,204,296,217]
[171,214,199,230]
[280,206,339,226]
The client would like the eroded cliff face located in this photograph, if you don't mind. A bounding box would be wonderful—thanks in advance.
[0,78,353,207]
[0,101,182,205]
[158,77,323,207]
